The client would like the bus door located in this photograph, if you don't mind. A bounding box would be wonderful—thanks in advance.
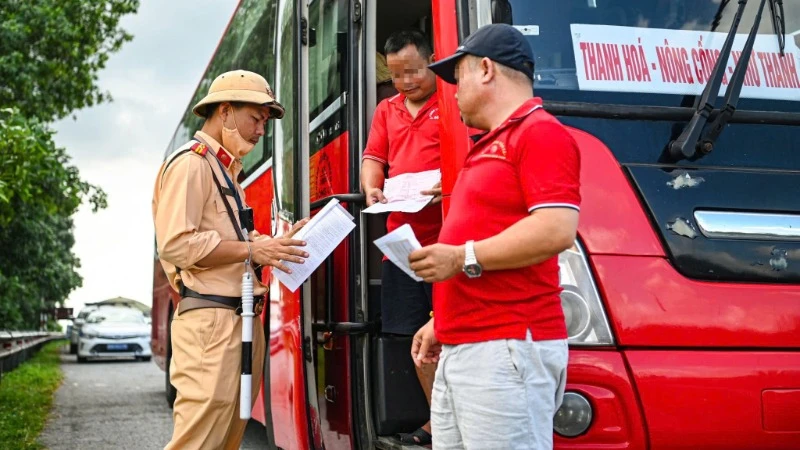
[270,0,368,448]
[302,0,368,449]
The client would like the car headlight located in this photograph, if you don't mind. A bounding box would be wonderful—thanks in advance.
[559,241,614,346]
[80,329,99,338]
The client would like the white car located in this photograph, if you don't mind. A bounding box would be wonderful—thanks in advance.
[69,305,100,354]
[77,307,152,363]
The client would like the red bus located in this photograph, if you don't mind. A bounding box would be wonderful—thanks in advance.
[152,0,800,448]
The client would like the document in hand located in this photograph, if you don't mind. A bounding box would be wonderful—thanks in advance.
[373,224,423,281]
[274,199,355,292]
[363,169,441,214]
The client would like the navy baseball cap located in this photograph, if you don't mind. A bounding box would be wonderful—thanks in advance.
[428,24,534,84]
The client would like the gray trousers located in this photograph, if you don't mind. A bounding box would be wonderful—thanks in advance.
[431,331,568,450]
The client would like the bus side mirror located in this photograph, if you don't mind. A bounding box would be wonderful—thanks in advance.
[491,0,513,25]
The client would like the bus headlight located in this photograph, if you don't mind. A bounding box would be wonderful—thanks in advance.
[558,241,614,346]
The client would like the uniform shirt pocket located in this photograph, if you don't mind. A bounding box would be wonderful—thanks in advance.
[214,195,240,240]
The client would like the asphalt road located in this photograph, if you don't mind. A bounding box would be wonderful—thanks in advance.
[39,344,270,449]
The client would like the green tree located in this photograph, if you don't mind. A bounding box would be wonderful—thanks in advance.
[0,0,139,122]
[0,0,137,329]
[0,109,108,329]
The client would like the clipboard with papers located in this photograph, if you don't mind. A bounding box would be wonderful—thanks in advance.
[273,199,355,292]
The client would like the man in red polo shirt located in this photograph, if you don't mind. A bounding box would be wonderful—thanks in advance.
[409,24,580,449]
[361,30,442,446]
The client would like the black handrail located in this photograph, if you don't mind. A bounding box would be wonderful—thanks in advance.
[311,321,376,335]
[310,193,366,211]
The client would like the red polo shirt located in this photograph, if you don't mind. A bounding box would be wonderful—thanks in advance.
[434,98,581,344]
[363,93,442,247]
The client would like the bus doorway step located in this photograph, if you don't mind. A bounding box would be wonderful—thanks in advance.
[375,435,429,450]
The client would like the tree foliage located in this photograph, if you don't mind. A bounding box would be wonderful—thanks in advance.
[0,109,109,329]
[0,0,139,122]
[0,0,138,329]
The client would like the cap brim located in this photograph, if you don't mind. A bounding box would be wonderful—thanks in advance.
[428,51,467,84]
[193,89,285,119]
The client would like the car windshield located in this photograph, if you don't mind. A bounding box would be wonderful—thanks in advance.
[86,308,146,324]
[504,0,800,108]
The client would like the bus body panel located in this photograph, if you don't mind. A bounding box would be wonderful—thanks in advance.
[627,351,800,449]
[568,127,665,257]
[431,0,470,216]
[593,255,800,348]
[268,242,311,450]
[150,259,176,372]
[554,350,648,450]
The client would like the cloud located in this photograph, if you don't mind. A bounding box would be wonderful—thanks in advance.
[51,0,238,313]
[53,0,237,165]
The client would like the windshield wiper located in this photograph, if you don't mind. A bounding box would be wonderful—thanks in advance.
[769,0,786,55]
[668,0,750,161]
[712,0,732,31]
[698,0,769,153]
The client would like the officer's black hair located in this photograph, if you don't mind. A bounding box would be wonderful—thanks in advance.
[384,30,433,59]
[205,101,246,119]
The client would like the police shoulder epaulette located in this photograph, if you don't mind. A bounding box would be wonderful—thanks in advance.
[190,142,208,156]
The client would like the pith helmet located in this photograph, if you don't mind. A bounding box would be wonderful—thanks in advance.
[192,70,285,119]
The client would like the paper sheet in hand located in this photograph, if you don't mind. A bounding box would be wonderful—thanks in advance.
[274,199,355,292]
[363,169,441,214]
[373,224,423,281]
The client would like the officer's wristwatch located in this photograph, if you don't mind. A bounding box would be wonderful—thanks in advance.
[463,240,483,279]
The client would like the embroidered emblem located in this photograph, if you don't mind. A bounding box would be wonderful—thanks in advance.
[429,108,440,120]
[475,140,508,161]
[190,143,208,156]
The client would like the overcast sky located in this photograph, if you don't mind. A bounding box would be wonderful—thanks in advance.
[53,0,238,313]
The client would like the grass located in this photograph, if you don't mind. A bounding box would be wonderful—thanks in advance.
[0,340,64,450]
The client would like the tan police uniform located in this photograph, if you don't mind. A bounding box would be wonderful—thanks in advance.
[152,70,284,450]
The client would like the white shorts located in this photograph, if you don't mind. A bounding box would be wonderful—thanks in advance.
[431,330,568,450]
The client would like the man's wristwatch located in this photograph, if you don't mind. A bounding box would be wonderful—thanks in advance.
[463,240,483,279]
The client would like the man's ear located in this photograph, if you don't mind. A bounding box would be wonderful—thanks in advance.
[480,57,495,83]
[429,53,436,64]
[219,102,232,121]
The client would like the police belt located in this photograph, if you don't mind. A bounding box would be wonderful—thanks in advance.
[179,285,265,309]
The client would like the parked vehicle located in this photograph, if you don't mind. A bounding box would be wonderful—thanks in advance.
[77,307,151,363]
[69,304,99,355]
[152,1,800,448]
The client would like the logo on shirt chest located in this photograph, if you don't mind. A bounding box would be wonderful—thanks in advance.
[474,140,508,161]
[428,108,439,120]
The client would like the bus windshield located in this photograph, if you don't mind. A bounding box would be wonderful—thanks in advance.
[505,0,800,109]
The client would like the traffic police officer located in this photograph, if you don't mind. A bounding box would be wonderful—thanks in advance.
[152,70,309,450]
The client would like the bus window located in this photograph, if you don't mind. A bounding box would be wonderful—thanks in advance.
[164,0,278,181]
[501,0,800,108]
[308,0,349,205]
[273,0,297,219]
[308,0,348,119]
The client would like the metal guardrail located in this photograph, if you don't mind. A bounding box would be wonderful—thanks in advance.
[0,330,62,383]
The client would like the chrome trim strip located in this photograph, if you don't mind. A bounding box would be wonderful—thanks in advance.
[309,92,347,132]
[241,157,273,188]
[694,210,800,241]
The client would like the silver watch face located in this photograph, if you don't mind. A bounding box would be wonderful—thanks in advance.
[464,263,482,278]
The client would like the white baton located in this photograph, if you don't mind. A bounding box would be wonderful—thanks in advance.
[240,263,254,420]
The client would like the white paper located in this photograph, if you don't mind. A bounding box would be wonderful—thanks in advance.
[363,169,441,214]
[373,224,423,281]
[274,199,355,292]
[570,24,800,101]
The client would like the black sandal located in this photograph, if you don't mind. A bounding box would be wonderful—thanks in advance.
[397,428,432,445]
